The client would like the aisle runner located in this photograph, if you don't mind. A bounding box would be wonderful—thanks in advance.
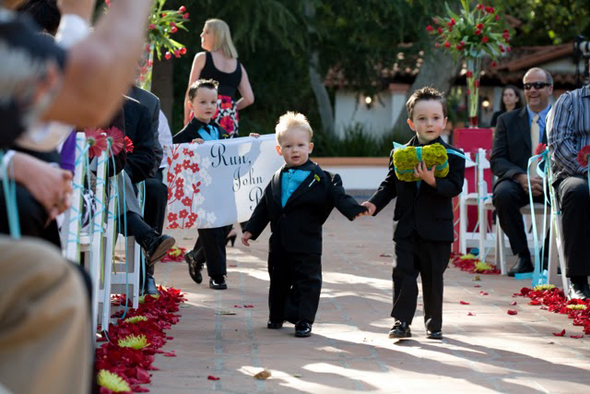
[165,135,283,229]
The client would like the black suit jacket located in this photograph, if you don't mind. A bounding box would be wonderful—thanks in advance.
[369,137,465,243]
[173,118,227,144]
[490,107,547,188]
[122,97,156,184]
[244,161,366,255]
[128,86,162,174]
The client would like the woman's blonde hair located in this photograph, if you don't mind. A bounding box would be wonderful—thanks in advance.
[205,18,238,59]
[275,112,314,143]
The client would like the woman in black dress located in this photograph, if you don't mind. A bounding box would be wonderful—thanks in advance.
[183,18,254,137]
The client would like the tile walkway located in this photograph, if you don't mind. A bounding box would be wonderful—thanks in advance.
[149,203,590,393]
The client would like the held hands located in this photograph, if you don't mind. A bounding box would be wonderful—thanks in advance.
[515,174,543,197]
[414,161,436,187]
[361,201,376,216]
[191,138,205,144]
[241,231,253,247]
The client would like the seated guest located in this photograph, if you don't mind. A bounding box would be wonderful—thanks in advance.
[491,68,553,276]
[119,96,175,265]
[490,84,524,129]
[546,59,590,300]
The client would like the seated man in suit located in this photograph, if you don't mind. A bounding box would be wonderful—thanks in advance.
[491,67,553,276]
[120,96,175,266]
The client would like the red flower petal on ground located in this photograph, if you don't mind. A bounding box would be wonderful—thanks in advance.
[460,301,470,305]
[480,291,489,296]
[208,375,220,381]
[507,310,518,315]
[553,329,566,336]
[467,312,476,316]
[243,305,254,308]
[164,352,176,357]
[474,285,481,288]
[570,335,584,339]
[510,301,517,306]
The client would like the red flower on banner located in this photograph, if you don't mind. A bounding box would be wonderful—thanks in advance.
[190,163,200,173]
[188,212,198,222]
[124,136,134,153]
[182,159,191,170]
[174,164,182,174]
[181,197,192,207]
[174,188,184,200]
[167,212,178,222]
[84,128,108,159]
[168,222,179,229]
[179,209,188,219]
[576,145,590,167]
[175,178,184,188]
[535,143,547,156]
[167,172,174,183]
[183,148,190,155]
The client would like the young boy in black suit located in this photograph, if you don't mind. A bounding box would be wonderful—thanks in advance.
[241,112,367,337]
[174,79,232,290]
[363,87,465,340]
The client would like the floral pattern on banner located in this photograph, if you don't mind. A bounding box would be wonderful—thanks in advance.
[165,144,212,229]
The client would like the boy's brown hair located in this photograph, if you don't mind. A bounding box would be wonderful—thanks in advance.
[188,78,219,101]
[406,86,447,120]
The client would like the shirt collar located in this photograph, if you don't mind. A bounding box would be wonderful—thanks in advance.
[526,104,551,121]
[282,159,315,172]
[410,135,443,147]
[190,117,216,130]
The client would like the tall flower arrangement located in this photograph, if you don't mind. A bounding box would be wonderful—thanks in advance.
[426,1,510,127]
[105,0,190,91]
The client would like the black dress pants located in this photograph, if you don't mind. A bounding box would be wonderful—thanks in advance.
[556,176,590,277]
[493,179,545,256]
[391,233,451,332]
[267,251,322,324]
[195,226,232,278]
[0,183,60,247]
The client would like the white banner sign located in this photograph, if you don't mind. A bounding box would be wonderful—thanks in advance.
[165,134,283,229]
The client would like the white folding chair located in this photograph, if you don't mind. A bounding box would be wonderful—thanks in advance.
[546,167,568,290]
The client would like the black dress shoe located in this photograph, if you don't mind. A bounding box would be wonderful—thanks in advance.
[294,320,312,337]
[267,320,283,329]
[568,283,590,300]
[388,321,411,339]
[143,274,159,295]
[427,330,443,340]
[209,276,227,290]
[144,234,176,266]
[184,250,203,284]
[508,257,534,277]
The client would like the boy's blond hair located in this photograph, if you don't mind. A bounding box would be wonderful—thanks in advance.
[205,19,238,59]
[275,111,314,143]
[406,86,447,120]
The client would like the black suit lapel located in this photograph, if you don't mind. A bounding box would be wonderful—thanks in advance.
[285,171,317,206]
[272,167,284,208]
[518,108,531,155]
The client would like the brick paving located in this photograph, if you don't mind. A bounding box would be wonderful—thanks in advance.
[150,203,590,393]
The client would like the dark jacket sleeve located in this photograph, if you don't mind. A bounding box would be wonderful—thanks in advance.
[368,150,398,215]
[327,172,367,220]
[243,181,272,240]
[124,102,156,183]
[491,112,524,181]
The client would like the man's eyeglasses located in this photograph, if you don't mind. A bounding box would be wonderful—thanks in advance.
[523,82,551,90]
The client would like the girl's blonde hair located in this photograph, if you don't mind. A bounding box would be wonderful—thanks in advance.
[275,112,314,143]
[205,18,238,59]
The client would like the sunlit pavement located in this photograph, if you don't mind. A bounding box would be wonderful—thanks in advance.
[151,203,590,393]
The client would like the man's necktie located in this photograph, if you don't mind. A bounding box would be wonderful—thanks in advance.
[530,114,540,175]
[531,114,540,156]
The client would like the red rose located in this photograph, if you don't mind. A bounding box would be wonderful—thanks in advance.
[170,26,177,34]
[183,13,190,19]
[444,41,450,48]
[466,70,473,78]
[165,52,172,60]
[178,6,186,13]
[149,24,155,30]
[495,15,500,21]
[180,47,187,55]
[492,61,498,67]
[476,23,483,29]
[438,27,444,34]
[434,42,440,48]
[474,80,480,88]
[476,4,484,10]
[482,36,489,43]
[475,29,481,35]
[426,25,434,32]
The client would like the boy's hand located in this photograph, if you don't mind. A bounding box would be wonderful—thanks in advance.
[249,133,260,138]
[414,161,436,187]
[241,231,253,247]
[191,138,205,144]
[361,201,376,216]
